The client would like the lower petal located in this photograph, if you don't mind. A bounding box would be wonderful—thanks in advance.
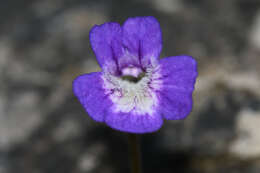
[105,111,163,133]
[158,89,193,120]
[73,72,112,122]
[158,55,198,120]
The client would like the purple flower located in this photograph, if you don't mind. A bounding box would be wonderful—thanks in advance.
[73,16,198,133]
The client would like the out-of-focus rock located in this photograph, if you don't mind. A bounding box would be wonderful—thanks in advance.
[250,11,260,49]
[1,91,43,149]
[151,0,183,13]
[230,109,260,158]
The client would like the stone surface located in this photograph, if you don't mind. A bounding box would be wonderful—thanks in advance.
[230,109,260,158]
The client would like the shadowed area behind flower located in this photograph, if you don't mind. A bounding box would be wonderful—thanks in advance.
[1,0,260,173]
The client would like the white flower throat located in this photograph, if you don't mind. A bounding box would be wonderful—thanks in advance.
[102,66,162,115]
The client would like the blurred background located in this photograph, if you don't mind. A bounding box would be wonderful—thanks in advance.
[1,0,260,172]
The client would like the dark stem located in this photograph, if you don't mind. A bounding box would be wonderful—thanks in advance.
[128,134,142,173]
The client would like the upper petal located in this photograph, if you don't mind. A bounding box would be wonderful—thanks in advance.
[158,56,198,120]
[121,16,162,68]
[73,72,113,122]
[89,22,123,74]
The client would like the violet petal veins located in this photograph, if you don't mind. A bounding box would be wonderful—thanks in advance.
[73,16,198,133]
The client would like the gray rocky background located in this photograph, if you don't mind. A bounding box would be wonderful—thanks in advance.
[1,0,260,172]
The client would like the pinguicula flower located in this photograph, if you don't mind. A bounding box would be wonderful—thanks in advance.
[73,16,198,133]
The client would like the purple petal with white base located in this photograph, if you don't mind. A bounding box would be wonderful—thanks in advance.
[73,16,198,133]
[121,16,162,68]
[90,23,122,74]
[158,56,197,120]
[73,72,112,122]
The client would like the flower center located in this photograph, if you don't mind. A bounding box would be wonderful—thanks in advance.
[120,66,145,83]
[121,72,145,83]
[102,66,162,115]
[121,66,142,77]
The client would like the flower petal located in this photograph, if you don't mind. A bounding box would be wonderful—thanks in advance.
[158,56,198,120]
[121,16,162,68]
[73,72,112,122]
[105,111,163,133]
[89,22,123,74]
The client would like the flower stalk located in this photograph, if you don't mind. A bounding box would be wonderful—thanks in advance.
[128,134,142,173]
